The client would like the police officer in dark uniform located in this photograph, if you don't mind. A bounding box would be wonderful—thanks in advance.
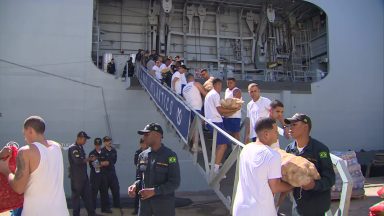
[102,136,121,212]
[284,114,335,216]
[68,131,96,216]
[89,138,111,213]
[128,123,181,216]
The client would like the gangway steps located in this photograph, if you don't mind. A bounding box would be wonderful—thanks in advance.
[134,65,353,216]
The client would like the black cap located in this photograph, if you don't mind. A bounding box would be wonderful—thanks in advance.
[103,136,112,141]
[77,131,90,139]
[284,113,312,129]
[179,65,189,70]
[94,138,102,145]
[138,123,163,135]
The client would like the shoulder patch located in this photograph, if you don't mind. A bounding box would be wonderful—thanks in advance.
[319,151,328,159]
[168,156,177,164]
[72,149,80,158]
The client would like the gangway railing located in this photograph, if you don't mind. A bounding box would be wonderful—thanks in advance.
[136,64,353,216]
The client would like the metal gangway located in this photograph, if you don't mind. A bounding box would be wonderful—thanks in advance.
[136,65,353,216]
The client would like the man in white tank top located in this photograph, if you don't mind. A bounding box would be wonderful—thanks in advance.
[0,116,69,216]
[223,77,242,141]
[182,73,207,113]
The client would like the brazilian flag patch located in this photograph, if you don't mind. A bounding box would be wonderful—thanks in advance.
[168,156,177,164]
[319,151,328,159]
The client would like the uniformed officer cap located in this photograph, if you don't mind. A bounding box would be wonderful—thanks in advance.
[77,131,90,139]
[138,123,163,135]
[103,136,112,141]
[94,138,102,145]
[284,113,312,130]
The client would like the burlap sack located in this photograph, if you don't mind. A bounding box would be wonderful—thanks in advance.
[161,68,170,73]
[219,98,243,116]
[203,77,214,91]
[220,98,244,110]
[276,149,320,187]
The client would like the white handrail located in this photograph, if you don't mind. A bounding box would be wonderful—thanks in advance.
[328,155,353,216]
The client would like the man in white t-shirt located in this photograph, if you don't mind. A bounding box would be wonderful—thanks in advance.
[223,77,242,141]
[245,83,272,143]
[171,65,188,95]
[204,78,240,174]
[0,116,69,216]
[233,117,293,216]
[183,73,207,113]
[152,57,167,81]
[269,99,290,149]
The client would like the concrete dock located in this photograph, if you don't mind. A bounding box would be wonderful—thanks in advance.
[0,177,382,216]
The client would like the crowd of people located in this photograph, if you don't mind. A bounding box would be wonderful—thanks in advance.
[0,51,336,216]
[68,132,121,216]
[0,117,180,216]
[138,51,336,216]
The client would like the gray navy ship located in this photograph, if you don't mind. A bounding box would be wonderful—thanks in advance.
[0,0,383,215]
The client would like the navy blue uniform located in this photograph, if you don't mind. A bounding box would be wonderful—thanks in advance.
[107,62,116,75]
[88,149,109,211]
[285,137,336,216]
[135,144,180,216]
[102,146,121,208]
[68,143,95,216]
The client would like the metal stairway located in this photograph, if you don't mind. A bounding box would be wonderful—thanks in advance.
[134,65,353,216]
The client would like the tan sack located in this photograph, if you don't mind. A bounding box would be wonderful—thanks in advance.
[220,98,244,110]
[161,68,171,73]
[276,149,320,187]
[203,77,214,91]
[219,98,243,117]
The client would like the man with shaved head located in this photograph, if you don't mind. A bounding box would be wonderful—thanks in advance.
[0,116,69,216]
[233,117,293,216]
[245,83,271,143]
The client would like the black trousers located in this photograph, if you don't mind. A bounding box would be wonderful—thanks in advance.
[139,197,175,216]
[90,172,109,211]
[105,171,121,208]
[71,178,95,216]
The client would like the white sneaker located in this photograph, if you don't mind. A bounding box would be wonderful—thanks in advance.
[214,167,226,179]
[191,146,202,152]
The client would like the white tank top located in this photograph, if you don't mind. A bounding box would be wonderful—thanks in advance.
[182,82,203,110]
[22,141,69,216]
[225,87,242,118]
